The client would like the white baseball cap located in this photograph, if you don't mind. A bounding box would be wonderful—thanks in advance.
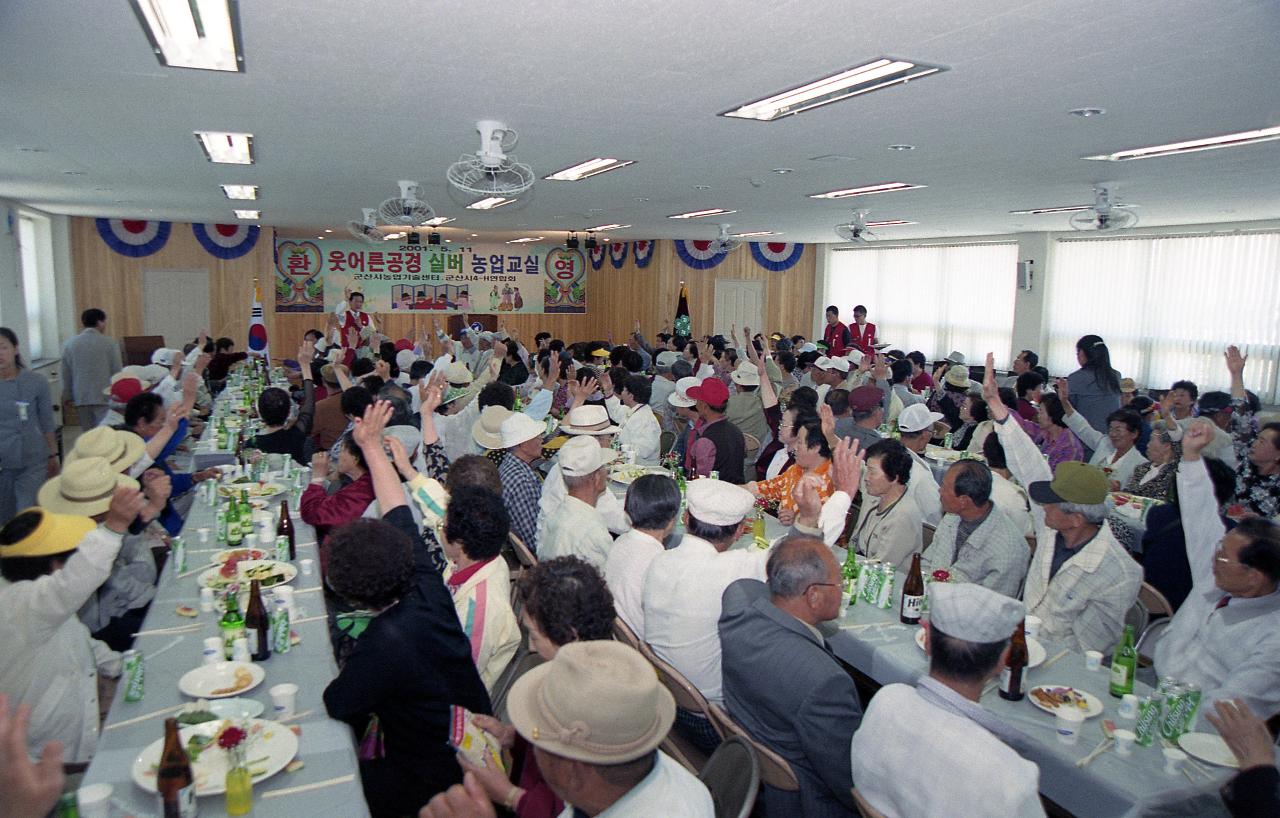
[898,403,945,433]
[559,435,611,477]
[685,478,755,526]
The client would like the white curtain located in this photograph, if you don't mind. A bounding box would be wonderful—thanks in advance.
[1045,233,1280,402]
[825,243,1018,362]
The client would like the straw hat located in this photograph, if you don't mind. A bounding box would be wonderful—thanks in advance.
[445,361,474,386]
[667,376,700,409]
[729,361,760,387]
[38,457,138,517]
[472,405,515,450]
[944,364,972,390]
[507,641,675,765]
[559,405,619,436]
[66,427,146,473]
[0,508,95,559]
[501,413,545,449]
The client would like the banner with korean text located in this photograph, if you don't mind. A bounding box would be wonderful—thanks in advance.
[273,237,588,314]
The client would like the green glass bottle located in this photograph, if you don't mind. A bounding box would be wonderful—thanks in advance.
[220,588,245,659]
[226,495,243,545]
[1109,624,1137,697]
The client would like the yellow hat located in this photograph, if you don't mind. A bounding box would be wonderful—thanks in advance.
[66,427,147,473]
[0,507,95,559]
[37,457,139,517]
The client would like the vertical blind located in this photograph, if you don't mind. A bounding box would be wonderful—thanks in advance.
[1045,232,1280,402]
[826,243,1018,361]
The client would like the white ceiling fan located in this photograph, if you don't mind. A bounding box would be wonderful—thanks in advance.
[834,211,877,244]
[708,224,744,254]
[346,208,380,243]
[1069,185,1139,232]
[446,120,535,204]
[378,180,435,225]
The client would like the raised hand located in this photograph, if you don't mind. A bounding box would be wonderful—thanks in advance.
[819,403,836,440]
[104,484,147,534]
[384,435,415,478]
[1205,699,1276,771]
[418,772,498,818]
[983,353,1008,422]
[310,451,331,478]
[1182,418,1215,459]
[352,400,394,451]
[1224,345,1247,376]
[375,359,391,380]
[871,354,889,381]
[792,476,823,528]
[830,436,864,497]
[420,372,448,415]
[0,694,65,818]
[598,370,614,398]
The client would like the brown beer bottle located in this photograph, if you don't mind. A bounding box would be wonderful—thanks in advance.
[245,579,271,662]
[157,717,198,817]
[276,500,296,560]
[899,553,925,624]
[999,619,1028,701]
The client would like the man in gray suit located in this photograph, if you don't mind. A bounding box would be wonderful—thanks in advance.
[61,308,121,429]
[720,535,862,817]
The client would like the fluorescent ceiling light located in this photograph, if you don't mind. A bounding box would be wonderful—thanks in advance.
[545,158,636,181]
[808,182,924,200]
[721,57,945,122]
[1084,125,1280,161]
[732,231,777,238]
[221,184,257,200]
[195,131,253,164]
[507,236,544,244]
[668,208,737,219]
[587,223,630,231]
[865,220,916,227]
[467,197,516,210]
[129,0,244,72]
[233,209,259,219]
[421,216,454,226]
[1008,205,1093,215]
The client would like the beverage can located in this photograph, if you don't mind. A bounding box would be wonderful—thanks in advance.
[943,431,953,449]
[275,535,290,563]
[1135,692,1164,747]
[171,536,186,576]
[272,598,292,654]
[215,509,228,542]
[123,649,145,702]
[709,470,719,481]
[1181,684,1202,733]
[861,561,882,605]
[877,567,895,609]
[1157,676,1178,695]
[1160,684,1188,741]
[854,558,870,601]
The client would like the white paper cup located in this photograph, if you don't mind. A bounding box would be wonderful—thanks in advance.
[1113,728,1136,756]
[202,636,223,664]
[1055,708,1085,744]
[270,683,299,718]
[197,527,211,544]
[300,558,314,576]
[77,783,113,818]
[1024,615,1042,640]
[1163,747,1187,775]
[199,587,216,613]
[1084,650,1103,671]
[273,586,298,619]
[1119,693,1139,720]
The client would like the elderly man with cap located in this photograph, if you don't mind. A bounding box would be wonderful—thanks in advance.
[686,377,746,483]
[725,360,769,449]
[894,403,945,525]
[0,466,145,764]
[810,355,850,403]
[667,374,702,467]
[435,319,484,375]
[850,582,1045,818]
[536,405,629,544]
[649,350,681,429]
[599,371,661,467]
[541,435,616,569]
[642,478,766,752]
[982,354,1141,653]
[922,460,1031,598]
[498,413,545,553]
[1173,389,1238,468]
[837,384,885,451]
[720,535,864,817]
[420,641,713,818]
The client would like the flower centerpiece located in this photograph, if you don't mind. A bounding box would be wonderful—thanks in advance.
[219,724,253,816]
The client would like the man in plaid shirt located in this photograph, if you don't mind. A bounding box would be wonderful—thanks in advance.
[497,412,545,553]
[982,355,1141,654]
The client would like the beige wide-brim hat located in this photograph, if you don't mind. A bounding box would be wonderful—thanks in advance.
[507,641,675,765]
[66,427,146,473]
[729,362,760,386]
[944,364,972,390]
[559,405,619,436]
[445,361,474,386]
[472,405,515,450]
[38,457,138,517]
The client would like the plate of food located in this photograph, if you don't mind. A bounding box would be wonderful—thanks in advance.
[1029,685,1104,718]
[131,717,298,796]
[214,548,268,564]
[176,698,265,725]
[924,445,963,463]
[218,483,286,499]
[1177,732,1238,768]
[200,559,296,590]
[178,662,264,699]
[609,465,664,485]
[913,629,1048,667]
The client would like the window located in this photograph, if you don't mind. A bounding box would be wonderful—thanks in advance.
[825,242,1018,362]
[17,211,56,360]
[1045,232,1280,402]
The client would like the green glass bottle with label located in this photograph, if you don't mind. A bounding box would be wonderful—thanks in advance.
[1109,624,1137,697]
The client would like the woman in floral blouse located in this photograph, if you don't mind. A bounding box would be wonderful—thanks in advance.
[1226,346,1280,518]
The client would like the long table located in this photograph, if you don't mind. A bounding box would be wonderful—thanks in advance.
[82,426,369,816]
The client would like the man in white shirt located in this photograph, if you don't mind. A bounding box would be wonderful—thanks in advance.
[642,478,764,752]
[541,436,615,569]
[851,582,1045,818]
[895,403,944,525]
[537,406,629,543]
[443,640,713,818]
[1153,420,1280,721]
[601,373,661,466]
[0,479,145,763]
[604,475,681,640]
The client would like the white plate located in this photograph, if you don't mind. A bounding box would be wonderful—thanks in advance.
[213,548,269,564]
[609,466,665,485]
[912,629,1046,668]
[199,560,296,590]
[179,662,265,699]
[1028,685,1104,718]
[207,698,266,720]
[219,483,285,498]
[131,717,298,796]
[1178,732,1239,768]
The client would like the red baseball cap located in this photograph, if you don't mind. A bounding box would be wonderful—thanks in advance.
[394,338,414,352]
[686,377,729,406]
[110,377,144,403]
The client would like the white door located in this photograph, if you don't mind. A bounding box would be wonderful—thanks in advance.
[143,268,210,347]
[713,279,764,339]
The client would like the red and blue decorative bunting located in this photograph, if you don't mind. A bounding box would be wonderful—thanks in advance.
[608,241,628,269]
[588,243,606,270]
[95,218,171,257]
[674,239,729,270]
[193,222,260,259]
[749,241,805,272]
[632,240,654,268]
